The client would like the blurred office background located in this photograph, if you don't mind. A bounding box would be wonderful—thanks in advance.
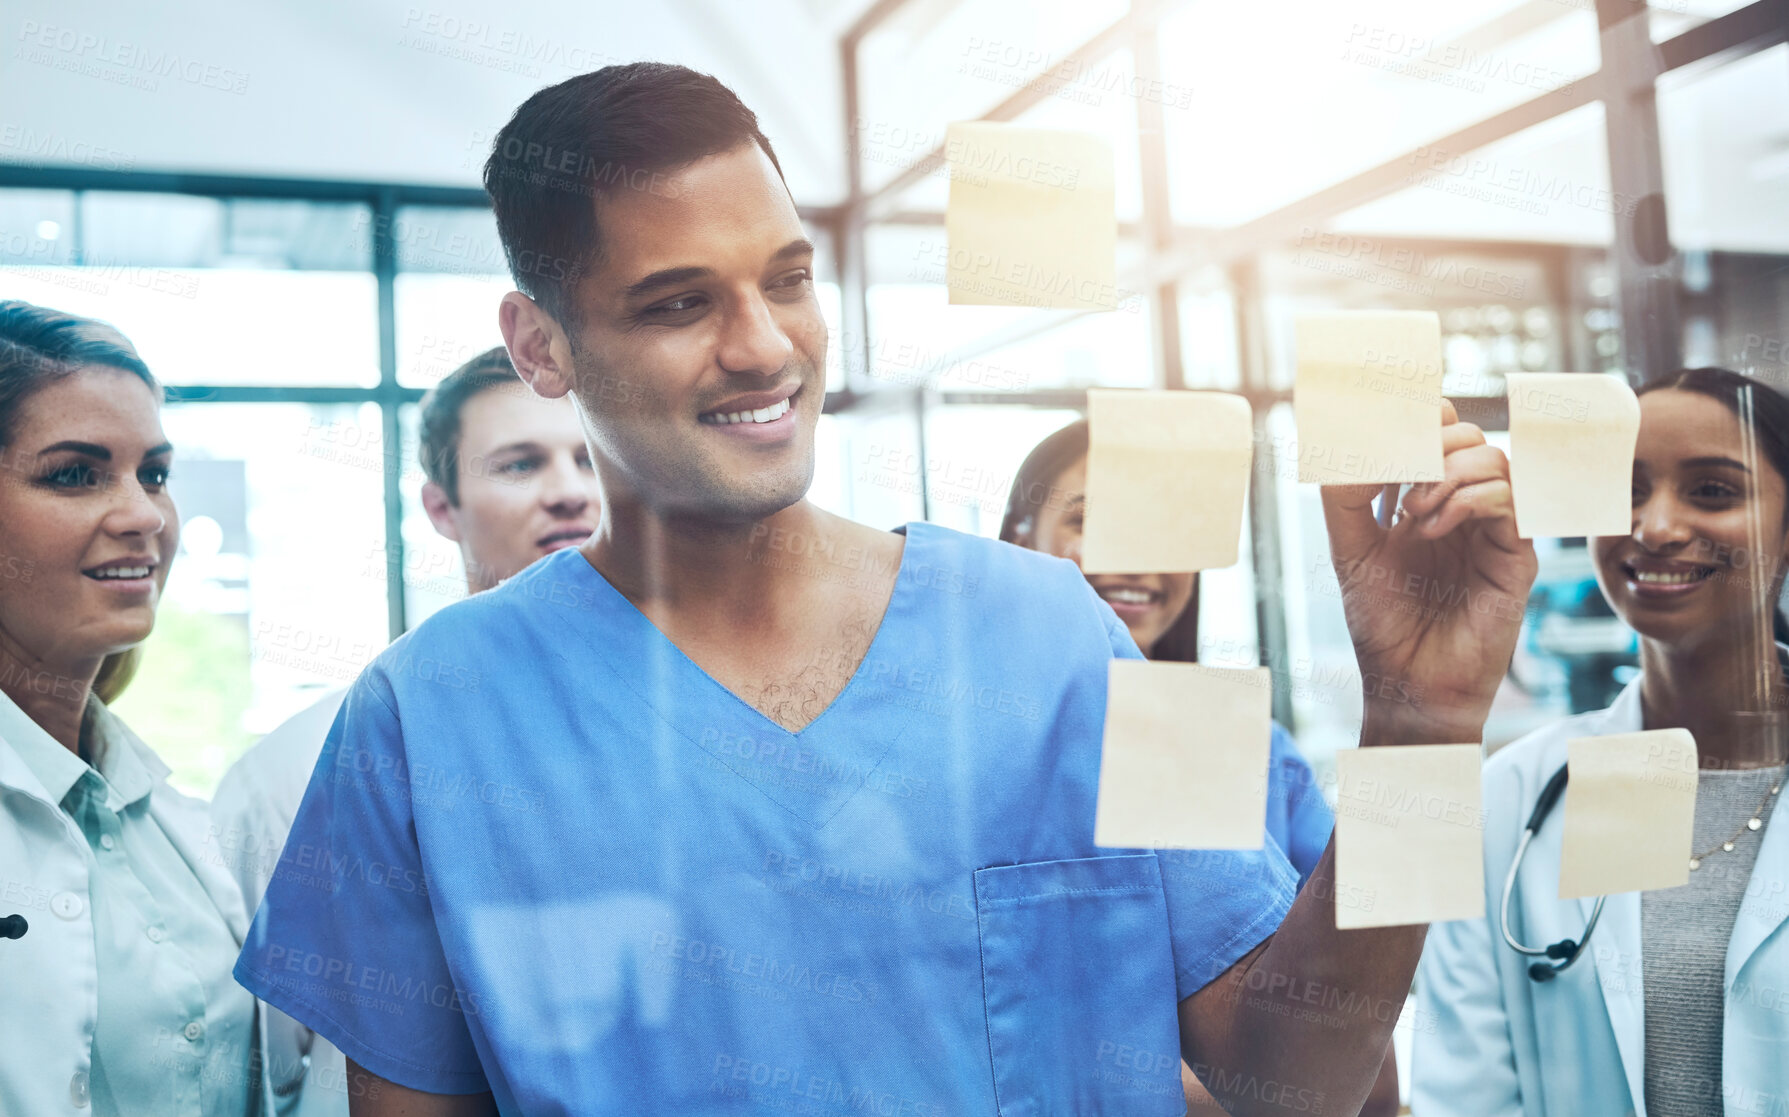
[2,0,1786,799]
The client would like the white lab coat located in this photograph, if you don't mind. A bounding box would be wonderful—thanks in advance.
[1414,679,1789,1117]
[209,687,351,1117]
[0,710,303,1116]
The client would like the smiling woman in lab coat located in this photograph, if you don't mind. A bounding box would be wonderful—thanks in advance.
[0,300,280,1117]
[1416,367,1789,1117]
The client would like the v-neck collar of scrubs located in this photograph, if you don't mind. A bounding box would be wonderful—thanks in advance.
[557,520,924,829]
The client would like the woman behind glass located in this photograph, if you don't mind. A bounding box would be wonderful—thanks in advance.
[1416,368,1789,1115]
[0,300,258,1116]
[1001,418,1398,1116]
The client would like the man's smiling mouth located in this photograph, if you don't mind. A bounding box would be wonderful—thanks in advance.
[699,396,792,426]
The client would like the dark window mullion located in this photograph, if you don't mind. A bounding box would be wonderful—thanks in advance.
[373,187,407,639]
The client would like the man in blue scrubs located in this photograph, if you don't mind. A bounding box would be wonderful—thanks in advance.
[236,63,1539,1116]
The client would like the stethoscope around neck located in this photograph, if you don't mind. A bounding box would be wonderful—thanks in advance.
[1501,763,1606,982]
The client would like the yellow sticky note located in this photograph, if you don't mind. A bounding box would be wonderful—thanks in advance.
[945,122,1116,310]
[1334,744,1485,929]
[1094,661,1271,850]
[1082,389,1254,574]
[1294,311,1446,484]
[1558,730,1698,899]
[1507,373,1641,539]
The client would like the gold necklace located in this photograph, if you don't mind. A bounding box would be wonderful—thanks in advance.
[1688,777,1782,871]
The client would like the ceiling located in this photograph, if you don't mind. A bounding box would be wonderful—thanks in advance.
[2,0,1784,251]
[1,0,873,203]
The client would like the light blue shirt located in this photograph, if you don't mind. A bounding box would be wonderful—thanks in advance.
[5,694,255,1117]
[1265,723,1332,885]
[238,523,1299,1114]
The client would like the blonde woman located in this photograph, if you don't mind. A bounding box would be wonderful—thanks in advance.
[0,300,280,1115]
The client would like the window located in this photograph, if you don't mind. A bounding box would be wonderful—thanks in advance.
[395,206,513,389]
[1159,0,1602,227]
[1650,0,1758,42]
[2,194,379,387]
[854,0,1119,195]
[111,402,389,795]
[1659,43,1789,379]
[921,404,1082,537]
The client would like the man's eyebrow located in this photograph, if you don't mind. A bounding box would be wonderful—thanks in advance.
[1682,455,1751,472]
[624,266,713,301]
[770,238,815,264]
[481,440,545,458]
[621,239,815,302]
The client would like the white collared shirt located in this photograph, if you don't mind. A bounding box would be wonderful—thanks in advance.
[1,689,255,1117]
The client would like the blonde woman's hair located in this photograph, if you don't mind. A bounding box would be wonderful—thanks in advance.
[93,648,142,705]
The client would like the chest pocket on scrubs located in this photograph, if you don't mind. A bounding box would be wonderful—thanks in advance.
[974,853,1184,1115]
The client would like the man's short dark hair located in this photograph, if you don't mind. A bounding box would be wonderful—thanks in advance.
[418,346,519,506]
[483,62,785,330]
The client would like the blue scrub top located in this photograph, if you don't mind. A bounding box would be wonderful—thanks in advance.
[1266,724,1333,886]
[236,522,1298,1115]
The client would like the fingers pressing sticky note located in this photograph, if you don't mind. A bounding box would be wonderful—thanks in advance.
[1095,661,1271,850]
[1082,389,1254,574]
[1334,744,1485,929]
[1558,730,1699,899]
[1295,311,1446,485]
[1507,373,1642,539]
[945,122,1116,310]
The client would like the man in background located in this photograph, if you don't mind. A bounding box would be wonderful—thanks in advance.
[208,346,598,1114]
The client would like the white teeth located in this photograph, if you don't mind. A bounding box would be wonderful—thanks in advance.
[90,566,150,580]
[1634,570,1703,585]
[703,397,791,425]
[1103,589,1154,604]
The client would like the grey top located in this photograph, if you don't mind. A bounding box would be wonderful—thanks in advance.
[1642,763,1784,1117]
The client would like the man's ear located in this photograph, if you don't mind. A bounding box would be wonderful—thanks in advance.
[420,480,463,543]
[500,291,576,401]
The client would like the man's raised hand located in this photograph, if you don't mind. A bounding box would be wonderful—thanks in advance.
[1320,400,1539,746]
